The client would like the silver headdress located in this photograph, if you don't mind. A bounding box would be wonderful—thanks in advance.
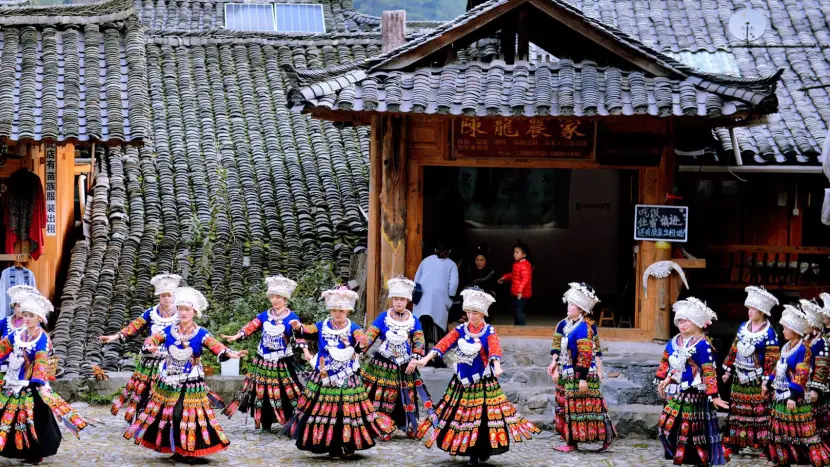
[460,287,495,316]
[672,296,717,329]
[744,286,779,316]
[173,287,209,318]
[562,282,600,314]
[780,304,810,336]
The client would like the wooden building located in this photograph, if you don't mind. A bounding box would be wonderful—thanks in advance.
[287,0,783,341]
[0,8,148,302]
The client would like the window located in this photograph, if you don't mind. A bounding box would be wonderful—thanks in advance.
[274,4,325,33]
[224,3,277,32]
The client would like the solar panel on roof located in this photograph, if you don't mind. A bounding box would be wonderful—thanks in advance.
[224,3,276,32]
[274,4,326,33]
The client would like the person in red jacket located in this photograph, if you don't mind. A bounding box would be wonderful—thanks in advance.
[498,241,533,325]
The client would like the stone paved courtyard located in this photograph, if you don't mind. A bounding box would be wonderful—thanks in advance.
[0,404,771,466]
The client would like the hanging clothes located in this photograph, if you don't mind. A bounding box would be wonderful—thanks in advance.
[4,169,46,260]
[0,266,36,317]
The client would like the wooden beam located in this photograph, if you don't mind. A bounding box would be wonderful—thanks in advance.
[500,18,516,64]
[366,116,383,323]
[378,115,408,314]
[405,162,423,278]
[703,244,830,254]
[635,122,676,342]
[516,9,529,60]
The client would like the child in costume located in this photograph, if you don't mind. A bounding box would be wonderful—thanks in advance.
[410,287,539,466]
[286,286,395,458]
[655,297,730,466]
[803,298,830,442]
[359,276,434,438]
[222,275,311,431]
[101,273,181,423]
[721,286,779,454]
[547,282,616,452]
[124,287,248,463]
[767,304,830,466]
[0,289,87,465]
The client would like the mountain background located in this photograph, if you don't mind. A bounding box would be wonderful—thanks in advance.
[354,0,463,21]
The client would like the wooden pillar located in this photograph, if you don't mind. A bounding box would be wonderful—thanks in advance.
[377,115,408,315]
[28,142,75,301]
[636,123,676,342]
[405,162,422,278]
[366,117,383,323]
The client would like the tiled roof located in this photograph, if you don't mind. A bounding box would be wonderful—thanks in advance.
[52,39,377,377]
[288,55,781,118]
[0,11,148,144]
[293,0,830,165]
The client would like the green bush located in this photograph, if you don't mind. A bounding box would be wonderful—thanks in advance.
[200,261,342,374]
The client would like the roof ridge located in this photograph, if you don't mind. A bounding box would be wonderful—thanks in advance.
[361,0,695,77]
[0,0,134,25]
[340,8,446,28]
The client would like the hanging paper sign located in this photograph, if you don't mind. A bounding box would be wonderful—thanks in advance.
[634,204,688,242]
[45,143,57,237]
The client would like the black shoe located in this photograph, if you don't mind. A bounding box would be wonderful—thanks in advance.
[480,453,491,462]
[181,456,209,465]
[467,457,479,466]
[343,447,356,459]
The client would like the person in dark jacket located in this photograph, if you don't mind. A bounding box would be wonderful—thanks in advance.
[499,241,533,326]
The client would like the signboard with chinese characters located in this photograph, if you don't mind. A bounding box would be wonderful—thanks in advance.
[595,121,664,166]
[45,143,57,237]
[634,204,688,242]
[454,117,594,159]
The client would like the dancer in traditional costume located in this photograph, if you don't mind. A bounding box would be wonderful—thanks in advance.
[286,286,395,458]
[359,276,434,438]
[655,297,730,466]
[0,286,36,374]
[410,287,539,466]
[767,304,830,466]
[803,298,830,444]
[0,288,87,464]
[124,287,248,463]
[548,282,616,452]
[721,285,779,454]
[101,273,181,423]
[222,275,311,431]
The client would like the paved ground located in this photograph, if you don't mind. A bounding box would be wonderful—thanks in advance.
[1,404,768,466]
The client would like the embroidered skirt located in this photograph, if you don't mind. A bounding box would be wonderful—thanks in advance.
[658,389,729,466]
[124,378,230,458]
[722,379,770,449]
[814,393,830,441]
[0,384,87,460]
[285,372,395,454]
[111,352,164,423]
[768,399,830,466]
[223,355,303,429]
[554,368,617,445]
[416,375,539,459]
[361,353,433,434]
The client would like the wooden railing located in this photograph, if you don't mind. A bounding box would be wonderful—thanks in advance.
[698,244,830,290]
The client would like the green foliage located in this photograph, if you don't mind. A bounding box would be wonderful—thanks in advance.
[79,387,124,405]
[354,0,463,21]
[200,261,342,373]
